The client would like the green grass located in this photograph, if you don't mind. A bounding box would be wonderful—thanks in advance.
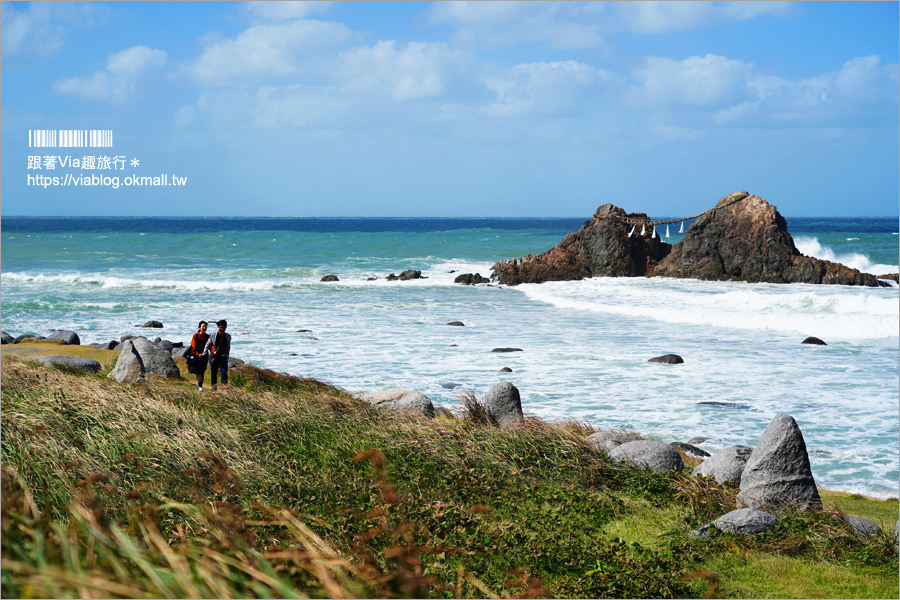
[1,349,897,598]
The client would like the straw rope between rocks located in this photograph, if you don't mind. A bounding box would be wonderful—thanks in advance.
[614,192,749,227]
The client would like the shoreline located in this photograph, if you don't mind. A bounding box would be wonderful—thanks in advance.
[4,339,897,502]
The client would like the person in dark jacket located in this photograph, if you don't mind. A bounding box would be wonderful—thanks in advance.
[188,320,210,391]
[204,319,232,391]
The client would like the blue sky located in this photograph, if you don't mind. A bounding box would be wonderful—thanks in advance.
[2,1,897,217]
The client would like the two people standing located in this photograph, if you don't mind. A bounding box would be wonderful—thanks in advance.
[187,319,232,391]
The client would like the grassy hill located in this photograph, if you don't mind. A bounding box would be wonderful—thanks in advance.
[1,342,897,598]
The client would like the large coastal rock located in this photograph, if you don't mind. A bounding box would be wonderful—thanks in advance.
[46,330,81,345]
[693,446,752,485]
[108,337,180,381]
[108,340,145,383]
[362,389,435,419]
[491,204,670,284]
[1,331,13,344]
[654,193,885,286]
[608,440,684,473]
[492,193,886,287]
[690,508,779,538]
[484,381,524,426]
[737,413,822,511]
[131,337,181,378]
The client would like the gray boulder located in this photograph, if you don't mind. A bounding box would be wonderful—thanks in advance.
[844,516,882,539]
[153,338,178,353]
[670,441,710,458]
[737,413,822,511]
[398,270,424,280]
[693,446,753,485]
[140,321,164,328]
[13,334,45,344]
[484,381,523,426]
[1,331,14,344]
[608,440,684,473]
[500,367,513,372]
[108,340,145,383]
[649,354,684,364]
[130,337,181,379]
[447,321,465,326]
[171,347,191,359]
[587,430,639,453]
[892,520,899,544]
[89,340,119,350]
[38,356,101,373]
[320,275,339,282]
[227,357,245,370]
[690,508,779,538]
[46,330,81,345]
[491,347,523,353]
[363,389,435,419]
[801,337,827,345]
[454,273,490,285]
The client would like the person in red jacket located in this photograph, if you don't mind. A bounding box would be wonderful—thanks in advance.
[188,320,210,391]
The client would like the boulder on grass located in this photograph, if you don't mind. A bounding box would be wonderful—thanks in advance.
[108,340,145,383]
[89,340,119,350]
[693,446,752,485]
[13,334,45,344]
[38,356,101,373]
[484,381,523,426]
[362,389,435,419]
[0,331,13,344]
[736,413,821,511]
[608,440,684,473]
[844,516,882,539]
[46,330,81,345]
[587,430,639,453]
[130,337,181,379]
[670,441,710,458]
[690,508,779,538]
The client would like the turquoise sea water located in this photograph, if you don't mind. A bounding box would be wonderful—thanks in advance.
[2,216,898,497]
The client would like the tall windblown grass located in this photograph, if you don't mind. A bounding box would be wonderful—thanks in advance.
[2,354,896,598]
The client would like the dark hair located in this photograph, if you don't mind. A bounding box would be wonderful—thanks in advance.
[216,320,227,328]
[198,320,208,330]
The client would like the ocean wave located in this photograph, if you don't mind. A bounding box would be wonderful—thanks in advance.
[518,278,900,340]
[795,236,898,274]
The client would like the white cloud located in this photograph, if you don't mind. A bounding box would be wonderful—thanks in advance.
[483,60,616,117]
[424,1,602,49]
[611,1,792,34]
[424,1,792,46]
[0,1,108,63]
[242,1,332,22]
[184,18,353,87]
[53,46,167,104]
[633,54,752,108]
[335,40,467,101]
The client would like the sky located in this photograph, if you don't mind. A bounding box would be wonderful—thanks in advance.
[1,1,898,217]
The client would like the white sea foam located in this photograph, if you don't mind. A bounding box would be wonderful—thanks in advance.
[518,277,899,340]
[795,236,898,274]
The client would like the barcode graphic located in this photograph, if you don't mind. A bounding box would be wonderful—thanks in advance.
[28,129,113,148]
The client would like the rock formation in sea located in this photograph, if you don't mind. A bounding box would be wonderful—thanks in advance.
[491,192,887,287]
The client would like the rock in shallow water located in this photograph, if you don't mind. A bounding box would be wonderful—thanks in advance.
[648,354,683,364]
[801,336,827,345]
[491,347,523,353]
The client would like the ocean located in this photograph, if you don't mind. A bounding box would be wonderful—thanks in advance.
[2,216,898,498]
